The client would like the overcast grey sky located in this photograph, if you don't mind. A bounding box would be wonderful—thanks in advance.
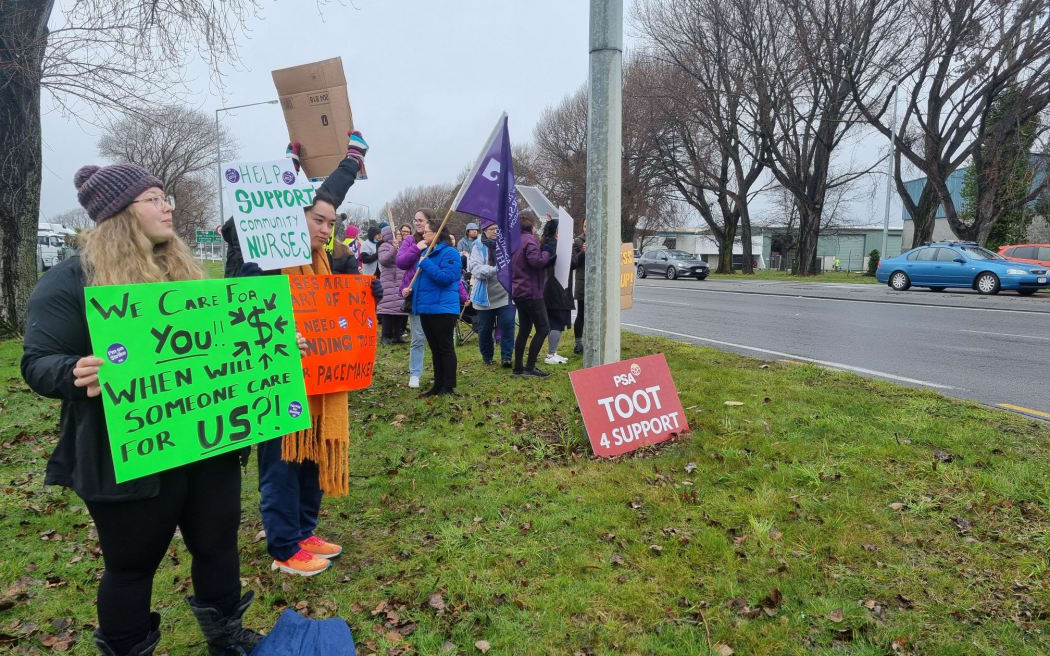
[39,1,904,229]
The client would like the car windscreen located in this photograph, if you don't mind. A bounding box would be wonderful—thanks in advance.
[666,250,694,259]
[959,245,1004,260]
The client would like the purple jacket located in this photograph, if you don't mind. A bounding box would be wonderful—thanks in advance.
[377,227,406,316]
[396,237,423,294]
[511,232,551,300]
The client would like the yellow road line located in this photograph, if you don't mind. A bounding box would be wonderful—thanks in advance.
[997,403,1050,420]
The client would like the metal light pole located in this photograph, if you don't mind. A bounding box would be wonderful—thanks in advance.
[583,0,623,368]
[880,84,900,260]
[214,100,280,227]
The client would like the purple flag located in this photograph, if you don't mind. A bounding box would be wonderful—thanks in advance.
[451,113,521,294]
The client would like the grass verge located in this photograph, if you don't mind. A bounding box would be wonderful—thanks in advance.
[707,270,878,284]
[2,331,1049,655]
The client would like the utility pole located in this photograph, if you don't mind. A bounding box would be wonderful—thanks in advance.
[583,0,623,368]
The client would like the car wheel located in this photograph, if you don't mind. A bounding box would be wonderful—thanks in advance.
[929,286,946,292]
[889,271,910,291]
[637,265,646,279]
[1018,288,1037,296]
[666,267,678,280]
[975,272,1000,295]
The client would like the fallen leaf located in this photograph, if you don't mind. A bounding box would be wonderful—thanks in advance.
[888,502,905,511]
[648,544,663,555]
[724,401,744,406]
[428,593,446,613]
[684,462,697,473]
[715,643,734,655]
[895,594,914,609]
[827,609,844,623]
[932,449,955,463]
[611,553,626,567]
[951,516,972,532]
[441,641,458,654]
[475,639,491,653]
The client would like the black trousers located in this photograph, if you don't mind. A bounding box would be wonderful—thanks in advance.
[574,297,585,339]
[86,453,242,654]
[513,297,550,370]
[380,314,407,339]
[420,313,458,391]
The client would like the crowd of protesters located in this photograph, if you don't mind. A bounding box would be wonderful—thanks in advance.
[20,128,591,655]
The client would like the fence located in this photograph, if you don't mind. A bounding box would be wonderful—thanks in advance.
[770,251,872,273]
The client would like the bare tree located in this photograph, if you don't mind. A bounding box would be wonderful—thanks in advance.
[98,105,239,240]
[0,0,262,330]
[47,207,93,232]
[845,0,1050,247]
[635,0,771,273]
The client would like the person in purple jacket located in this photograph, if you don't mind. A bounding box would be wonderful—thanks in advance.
[396,209,431,388]
[511,210,555,378]
[377,225,408,345]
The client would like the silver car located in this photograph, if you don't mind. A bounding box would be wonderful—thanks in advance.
[637,249,710,280]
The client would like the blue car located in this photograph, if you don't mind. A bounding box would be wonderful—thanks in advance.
[876,241,1050,295]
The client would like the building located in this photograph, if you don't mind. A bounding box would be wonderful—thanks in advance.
[643,225,902,272]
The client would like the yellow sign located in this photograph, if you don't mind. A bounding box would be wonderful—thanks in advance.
[620,243,635,310]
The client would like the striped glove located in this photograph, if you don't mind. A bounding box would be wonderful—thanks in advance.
[285,141,302,173]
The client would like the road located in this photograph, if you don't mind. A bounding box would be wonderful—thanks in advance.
[622,278,1050,420]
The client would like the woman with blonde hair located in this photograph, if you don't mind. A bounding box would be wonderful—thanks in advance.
[21,163,261,655]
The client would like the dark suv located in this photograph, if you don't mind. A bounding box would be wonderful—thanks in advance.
[637,249,710,280]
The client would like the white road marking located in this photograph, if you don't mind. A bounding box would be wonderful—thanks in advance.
[634,282,1050,315]
[958,329,1050,341]
[622,323,959,390]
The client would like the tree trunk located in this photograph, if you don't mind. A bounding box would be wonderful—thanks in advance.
[0,0,53,332]
[794,202,821,276]
[739,210,754,274]
[717,219,737,274]
[906,184,940,248]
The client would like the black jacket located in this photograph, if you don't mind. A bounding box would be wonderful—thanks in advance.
[21,257,161,502]
[571,237,586,301]
[542,241,574,312]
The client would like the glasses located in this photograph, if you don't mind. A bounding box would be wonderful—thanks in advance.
[132,195,175,210]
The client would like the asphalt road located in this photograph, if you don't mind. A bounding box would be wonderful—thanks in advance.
[622,278,1050,420]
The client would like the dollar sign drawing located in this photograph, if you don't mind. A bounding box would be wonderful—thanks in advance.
[247,306,273,350]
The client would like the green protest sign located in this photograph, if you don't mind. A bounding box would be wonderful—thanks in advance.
[84,276,311,482]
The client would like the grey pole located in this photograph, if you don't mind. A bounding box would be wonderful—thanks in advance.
[215,109,224,232]
[583,0,623,368]
[881,84,899,259]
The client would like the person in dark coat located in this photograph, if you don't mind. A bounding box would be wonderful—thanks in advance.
[510,210,554,378]
[571,219,586,354]
[22,163,263,656]
[377,225,408,344]
[541,219,573,365]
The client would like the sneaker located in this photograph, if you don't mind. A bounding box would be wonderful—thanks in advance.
[573,342,583,354]
[271,548,330,576]
[523,367,550,378]
[299,535,342,559]
[502,360,512,368]
[408,376,420,388]
[512,368,525,377]
[544,354,568,365]
[483,360,495,366]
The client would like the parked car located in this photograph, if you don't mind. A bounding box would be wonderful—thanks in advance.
[636,249,710,280]
[876,241,1050,295]
[998,243,1050,269]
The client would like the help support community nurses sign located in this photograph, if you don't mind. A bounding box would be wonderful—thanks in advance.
[569,354,689,457]
[223,158,316,269]
[84,277,311,482]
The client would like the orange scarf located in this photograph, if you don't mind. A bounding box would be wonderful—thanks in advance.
[280,249,350,496]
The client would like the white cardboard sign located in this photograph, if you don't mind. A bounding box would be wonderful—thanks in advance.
[222,159,314,270]
[555,207,574,289]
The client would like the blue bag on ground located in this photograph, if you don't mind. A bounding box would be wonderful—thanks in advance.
[251,609,356,656]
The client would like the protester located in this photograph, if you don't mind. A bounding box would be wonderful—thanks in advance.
[360,226,380,276]
[541,219,572,365]
[21,163,263,655]
[342,224,361,260]
[250,132,370,579]
[398,223,412,245]
[457,222,479,256]
[511,210,553,378]
[571,220,586,354]
[396,210,431,389]
[377,225,408,345]
[410,215,463,396]
[468,221,515,367]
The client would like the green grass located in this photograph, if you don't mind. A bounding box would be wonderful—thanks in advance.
[196,259,224,279]
[3,332,1050,655]
[707,269,879,284]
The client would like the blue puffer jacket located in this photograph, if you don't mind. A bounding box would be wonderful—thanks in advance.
[412,241,462,315]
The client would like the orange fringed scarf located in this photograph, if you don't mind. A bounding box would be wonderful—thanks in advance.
[280,247,350,496]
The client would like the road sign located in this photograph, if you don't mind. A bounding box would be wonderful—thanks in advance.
[196,230,221,243]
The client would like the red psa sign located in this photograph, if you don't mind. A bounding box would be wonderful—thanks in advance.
[569,353,689,457]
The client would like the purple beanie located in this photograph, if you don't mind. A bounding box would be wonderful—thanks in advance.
[74,164,164,224]
[480,217,497,228]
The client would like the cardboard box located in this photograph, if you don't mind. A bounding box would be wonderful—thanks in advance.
[272,57,354,180]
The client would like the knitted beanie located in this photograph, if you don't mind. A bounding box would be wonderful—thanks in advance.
[74,164,164,224]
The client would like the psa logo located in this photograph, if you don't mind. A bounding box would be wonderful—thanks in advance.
[614,362,643,387]
[482,158,500,181]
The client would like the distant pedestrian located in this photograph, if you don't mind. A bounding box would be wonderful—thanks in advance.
[572,220,586,354]
[468,221,515,367]
[377,225,408,345]
[541,219,571,365]
[511,210,554,378]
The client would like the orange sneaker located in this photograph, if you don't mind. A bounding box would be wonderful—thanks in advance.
[271,548,330,576]
[298,535,342,559]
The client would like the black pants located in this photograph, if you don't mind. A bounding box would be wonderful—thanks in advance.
[420,313,458,391]
[513,297,550,370]
[574,297,585,339]
[380,314,407,340]
[86,454,242,654]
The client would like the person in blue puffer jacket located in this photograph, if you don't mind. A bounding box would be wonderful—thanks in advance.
[409,215,463,396]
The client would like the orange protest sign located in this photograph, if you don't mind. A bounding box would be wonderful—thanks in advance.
[288,274,377,395]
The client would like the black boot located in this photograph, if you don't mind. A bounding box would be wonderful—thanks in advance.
[93,613,161,656]
[188,591,263,656]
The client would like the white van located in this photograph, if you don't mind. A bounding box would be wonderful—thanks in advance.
[37,224,77,270]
